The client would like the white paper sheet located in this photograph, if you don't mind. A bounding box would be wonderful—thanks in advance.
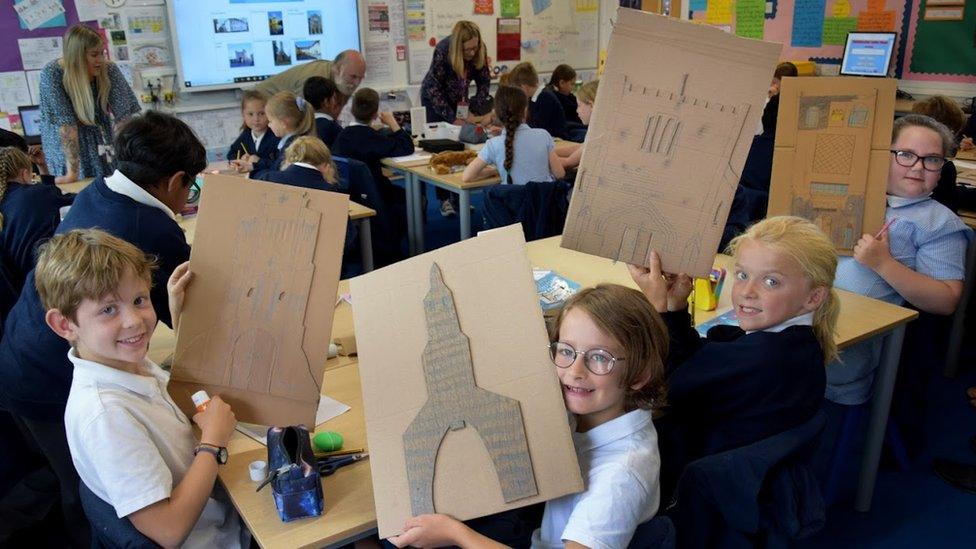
[14,0,65,31]
[73,0,108,22]
[25,70,43,106]
[18,37,63,71]
[387,151,431,163]
[0,72,32,113]
[235,395,352,445]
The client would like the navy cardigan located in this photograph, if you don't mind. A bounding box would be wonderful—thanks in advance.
[227,129,280,169]
[529,88,569,140]
[0,177,190,419]
[314,117,342,149]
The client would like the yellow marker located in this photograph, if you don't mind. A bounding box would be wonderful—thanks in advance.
[693,278,717,311]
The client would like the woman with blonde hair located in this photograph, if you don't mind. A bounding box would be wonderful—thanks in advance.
[38,24,140,184]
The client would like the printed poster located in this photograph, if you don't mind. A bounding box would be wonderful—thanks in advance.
[497,18,522,62]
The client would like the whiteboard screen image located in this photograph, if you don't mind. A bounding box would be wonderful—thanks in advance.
[561,10,782,277]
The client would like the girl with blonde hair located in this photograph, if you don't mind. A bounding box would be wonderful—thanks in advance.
[629,215,837,495]
[251,135,338,191]
[234,91,316,176]
[38,24,140,183]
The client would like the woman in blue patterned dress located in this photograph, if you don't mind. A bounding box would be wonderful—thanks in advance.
[39,25,141,184]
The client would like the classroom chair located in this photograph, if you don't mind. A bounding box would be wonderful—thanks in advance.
[79,481,159,549]
[334,156,403,267]
[482,180,572,241]
[627,515,676,549]
[667,410,826,549]
[945,236,976,378]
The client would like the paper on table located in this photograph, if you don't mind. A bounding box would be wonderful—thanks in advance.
[18,37,63,71]
[235,395,352,445]
[388,151,432,164]
[0,72,32,113]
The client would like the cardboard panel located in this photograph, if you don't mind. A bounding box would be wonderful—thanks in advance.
[168,175,349,426]
[768,77,896,253]
[561,9,782,277]
[352,225,582,538]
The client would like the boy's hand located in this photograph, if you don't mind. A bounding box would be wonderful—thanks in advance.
[378,111,396,126]
[389,514,465,548]
[193,395,237,447]
[229,158,253,173]
[167,262,192,331]
[627,251,693,313]
[853,231,892,271]
[960,136,973,151]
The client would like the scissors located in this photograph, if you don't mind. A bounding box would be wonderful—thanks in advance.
[317,453,368,477]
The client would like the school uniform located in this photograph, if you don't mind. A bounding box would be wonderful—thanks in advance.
[331,123,413,203]
[550,86,583,126]
[314,113,341,149]
[478,124,555,186]
[533,409,660,549]
[252,162,336,192]
[250,133,298,179]
[827,195,971,405]
[0,181,72,334]
[657,310,825,497]
[227,129,279,168]
[529,88,570,141]
[65,350,244,548]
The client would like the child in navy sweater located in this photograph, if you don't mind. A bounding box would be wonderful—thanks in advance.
[252,135,338,192]
[0,112,206,544]
[332,87,413,206]
[303,76,343,149]
[502,62,570,141]
[547,64,582,125]
[227,90,280,168]
[0,147,71,332]
[629,216,838,495]
[233,91,315,177]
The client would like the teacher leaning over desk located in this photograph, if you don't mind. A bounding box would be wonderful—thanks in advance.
[38,24,141,184]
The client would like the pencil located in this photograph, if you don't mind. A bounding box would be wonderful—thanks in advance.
[875,217,897,239]
[241,143,250,156]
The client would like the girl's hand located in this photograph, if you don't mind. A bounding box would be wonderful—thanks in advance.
[247,154,260,163]
[28,145,49,174]
[960,136,974,151]
[388,514,466,548]
[192,395,237,448]
[229,159,253,173]
[55,170,78,185]
[853,231,892,272]
[627,251,693,313]
[167,261,192,331]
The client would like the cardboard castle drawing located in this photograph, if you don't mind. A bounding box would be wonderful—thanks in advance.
[768,77,895,253]
[351,225,582,538]
[561,9,782,277]
[168,175,349,427]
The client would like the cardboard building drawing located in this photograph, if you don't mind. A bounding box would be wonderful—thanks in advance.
[168,175,349,427]
[352,225,582,538]
[768,77,895,253]
[561,9,781,277]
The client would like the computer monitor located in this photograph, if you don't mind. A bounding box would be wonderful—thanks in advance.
[18,105,42,145]
[840,32,897,77]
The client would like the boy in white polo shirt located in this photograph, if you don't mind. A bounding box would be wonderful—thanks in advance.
[36,228,245,548]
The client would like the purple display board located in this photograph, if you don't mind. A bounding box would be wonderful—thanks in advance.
[0,0,94,72]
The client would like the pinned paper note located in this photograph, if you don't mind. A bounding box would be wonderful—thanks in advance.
[706,0,732,25]
[14,0,66,31]
[792,0,826,47]
[857,10,896,31]
[735,0,766,39]
[17,37,63,71]
[823,17,857,45]
[0,72,32,113]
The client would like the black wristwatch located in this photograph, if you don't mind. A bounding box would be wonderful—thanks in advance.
[194,443,228,465]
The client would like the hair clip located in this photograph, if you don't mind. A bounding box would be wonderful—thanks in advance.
[296,96,307,110]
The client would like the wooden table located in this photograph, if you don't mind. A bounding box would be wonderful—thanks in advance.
[525,236,918,512]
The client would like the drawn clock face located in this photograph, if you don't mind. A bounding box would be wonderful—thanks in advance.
[103,0,126,7]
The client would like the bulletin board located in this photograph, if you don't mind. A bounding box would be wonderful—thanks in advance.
[405,0,602,84]
[902,0,976,81]
[688,0,911,70]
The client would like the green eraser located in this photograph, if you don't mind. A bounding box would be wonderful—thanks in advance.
[312,431,344,452]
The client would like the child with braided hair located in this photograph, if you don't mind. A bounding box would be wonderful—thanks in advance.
[0,146,72,333]
[462,85,564,185]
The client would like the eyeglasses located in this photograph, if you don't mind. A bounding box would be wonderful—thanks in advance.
[890,150,946,172]
[187,176,201,204]
[548,341,624,376]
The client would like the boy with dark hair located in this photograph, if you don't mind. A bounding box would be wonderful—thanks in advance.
[303,76,343,148]
[0,111,205,547]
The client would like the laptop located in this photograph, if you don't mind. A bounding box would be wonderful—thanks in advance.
[18,105,42,146]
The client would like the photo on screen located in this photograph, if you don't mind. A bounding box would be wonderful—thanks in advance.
[273,40,292,66]
[268,11,283,35]
[228,43,255,67]
[214,17,249,33]
[307,10,322,34]
[295,39,320,61]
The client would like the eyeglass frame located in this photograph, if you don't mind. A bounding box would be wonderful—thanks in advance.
[889,149,946,172]
[547,341,625,376]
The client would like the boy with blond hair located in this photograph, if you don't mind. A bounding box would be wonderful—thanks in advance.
[37,229,244,548]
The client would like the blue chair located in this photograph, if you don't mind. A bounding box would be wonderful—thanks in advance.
[334,156,404,266]
[482,180,572,241]
[79,481,159,548]
[627,515,676,549]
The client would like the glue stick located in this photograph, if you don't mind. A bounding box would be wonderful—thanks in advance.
[191,390,211,413]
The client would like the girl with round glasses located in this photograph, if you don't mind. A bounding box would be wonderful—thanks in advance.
[390,284,669,549]
[826,114,972,408]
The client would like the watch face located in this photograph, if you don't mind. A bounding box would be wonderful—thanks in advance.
[217,447,229,464]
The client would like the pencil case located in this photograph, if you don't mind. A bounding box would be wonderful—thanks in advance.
[266,425,324,522]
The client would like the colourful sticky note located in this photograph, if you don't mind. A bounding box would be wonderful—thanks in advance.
[822,16,857,45]
[866,0,887,11]
[857,10,896,31]
[706,0,732,24]
[735,0,766,39]
[690,0,708,11]
[832,0,852,17]
[791,0,826,47]
[501,0,520,18]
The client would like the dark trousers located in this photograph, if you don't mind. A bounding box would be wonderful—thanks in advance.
[12,414,91,548]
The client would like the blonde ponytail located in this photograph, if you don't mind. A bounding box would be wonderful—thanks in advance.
[267,91,316,137]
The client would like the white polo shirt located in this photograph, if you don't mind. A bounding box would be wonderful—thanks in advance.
[64,349,243,548]
[532,408,660,549]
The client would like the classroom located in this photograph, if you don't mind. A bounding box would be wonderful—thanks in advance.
[1,0,975,547]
